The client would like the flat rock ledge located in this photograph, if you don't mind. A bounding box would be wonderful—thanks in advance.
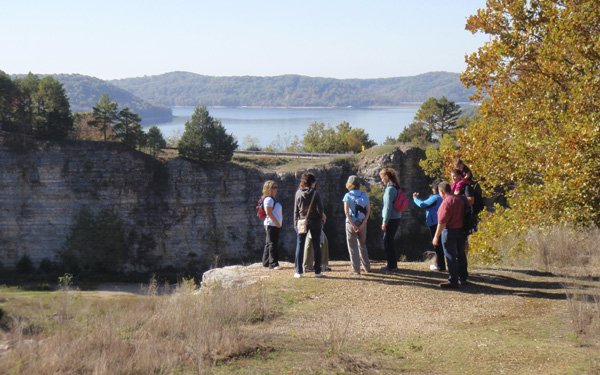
[201,262,294,288]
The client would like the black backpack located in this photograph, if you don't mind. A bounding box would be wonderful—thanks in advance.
[470,180,484,215]
[463,197,477,234]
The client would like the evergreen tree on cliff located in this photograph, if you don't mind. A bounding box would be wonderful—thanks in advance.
[146,126,166,157]
[178,106,237,162]
[90,94,118,141]
[0,70,19,132]
[413,96,462,140]
[30,76,73,140]
[114,107,144,149]
[3,73,73,140]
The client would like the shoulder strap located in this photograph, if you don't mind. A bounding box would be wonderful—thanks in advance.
[263,195,276,205]
[305,189,317,217]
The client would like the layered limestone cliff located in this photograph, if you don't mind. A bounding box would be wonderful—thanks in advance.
[0,134,433,272]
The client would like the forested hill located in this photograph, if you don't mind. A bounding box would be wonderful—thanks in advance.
[111,71,474,107]
[50,74,172,124]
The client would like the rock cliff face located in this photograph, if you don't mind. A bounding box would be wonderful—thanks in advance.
[0,135,434,273]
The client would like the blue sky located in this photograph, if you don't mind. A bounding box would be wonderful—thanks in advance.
[1,0,488,80]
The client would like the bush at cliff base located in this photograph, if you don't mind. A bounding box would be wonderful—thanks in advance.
[469,180,599,265]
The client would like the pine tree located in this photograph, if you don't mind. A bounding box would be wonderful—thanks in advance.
[178,106,237,162]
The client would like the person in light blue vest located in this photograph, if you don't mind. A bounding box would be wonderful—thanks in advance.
[342,175,371,275]
[413,181,445,271]
[379,167,403,272]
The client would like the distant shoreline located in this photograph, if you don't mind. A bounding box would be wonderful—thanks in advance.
[172,103,476,110]
[173,104,423,110]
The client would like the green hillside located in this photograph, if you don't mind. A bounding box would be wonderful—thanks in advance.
[51,74,172,124]
[111,71,474,107]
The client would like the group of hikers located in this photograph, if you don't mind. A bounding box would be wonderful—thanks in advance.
[259,159,482,289]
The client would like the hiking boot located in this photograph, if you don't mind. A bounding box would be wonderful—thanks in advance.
[439,281,459,289]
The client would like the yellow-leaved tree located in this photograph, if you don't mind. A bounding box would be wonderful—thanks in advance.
[457,0,599,262]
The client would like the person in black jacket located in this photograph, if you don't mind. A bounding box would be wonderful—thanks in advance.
[293,172,326,278]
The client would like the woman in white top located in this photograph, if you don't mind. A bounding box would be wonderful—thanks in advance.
[262,180,282,269]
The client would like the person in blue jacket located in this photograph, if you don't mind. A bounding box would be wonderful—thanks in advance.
[413,181,445,271]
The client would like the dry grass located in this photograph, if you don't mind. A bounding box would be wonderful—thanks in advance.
[2,258,600,374]
[564,291,600,344]
[0,280,273,374]
[525,224,600,347]
[526,224,600,276]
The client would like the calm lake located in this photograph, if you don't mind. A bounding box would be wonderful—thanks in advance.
[153,106,418,148]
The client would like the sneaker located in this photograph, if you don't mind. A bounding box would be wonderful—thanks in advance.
[293,273,302,278]
[350,271,361,276]
[304,267,314,272]
[459,279,469,286]
[271,266,281,270]
[314,273,324,278]
[429,264,439,271]
[323,266,332,272]
[439,281,459,289]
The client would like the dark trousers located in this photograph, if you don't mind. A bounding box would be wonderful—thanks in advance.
[383,218,400,270]
[262,225,280,268]
[441,228,468,284]
[429,225,446,271]
[295,221,322,274]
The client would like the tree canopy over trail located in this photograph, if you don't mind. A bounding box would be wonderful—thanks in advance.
[454,0,599,260]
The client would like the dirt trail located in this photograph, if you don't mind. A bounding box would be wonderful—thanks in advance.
[243,260,583,340]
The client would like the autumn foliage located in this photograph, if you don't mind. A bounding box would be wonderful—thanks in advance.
[454,0,599,261]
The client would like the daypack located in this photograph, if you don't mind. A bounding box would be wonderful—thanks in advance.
[463,198,477,233]
[256,196,274,221]
[393,187,408,212]
[470,180,484,215]
[348,191,368,217]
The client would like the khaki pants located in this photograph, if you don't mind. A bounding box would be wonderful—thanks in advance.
[345,222,371,273]
[303,230,329,271]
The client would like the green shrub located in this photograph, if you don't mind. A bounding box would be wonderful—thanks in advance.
[61,208,128,275]
[38,258,57,273]
[16,254,34,274]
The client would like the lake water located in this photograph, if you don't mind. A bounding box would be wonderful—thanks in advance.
[152,106,418,148]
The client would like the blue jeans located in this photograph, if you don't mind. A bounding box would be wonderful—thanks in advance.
[296,220,322,274]
[441,228,468,283]
[383,219,400,270]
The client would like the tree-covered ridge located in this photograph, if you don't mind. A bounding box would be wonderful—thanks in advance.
[19,74,172,124]
[110,71,474,107]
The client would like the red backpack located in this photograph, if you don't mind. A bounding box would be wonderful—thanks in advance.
[256,196,274,221]
[393,187,408,212]
[256,197,267,221]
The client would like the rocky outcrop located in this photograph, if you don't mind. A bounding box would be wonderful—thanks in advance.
[0,134,434,273]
